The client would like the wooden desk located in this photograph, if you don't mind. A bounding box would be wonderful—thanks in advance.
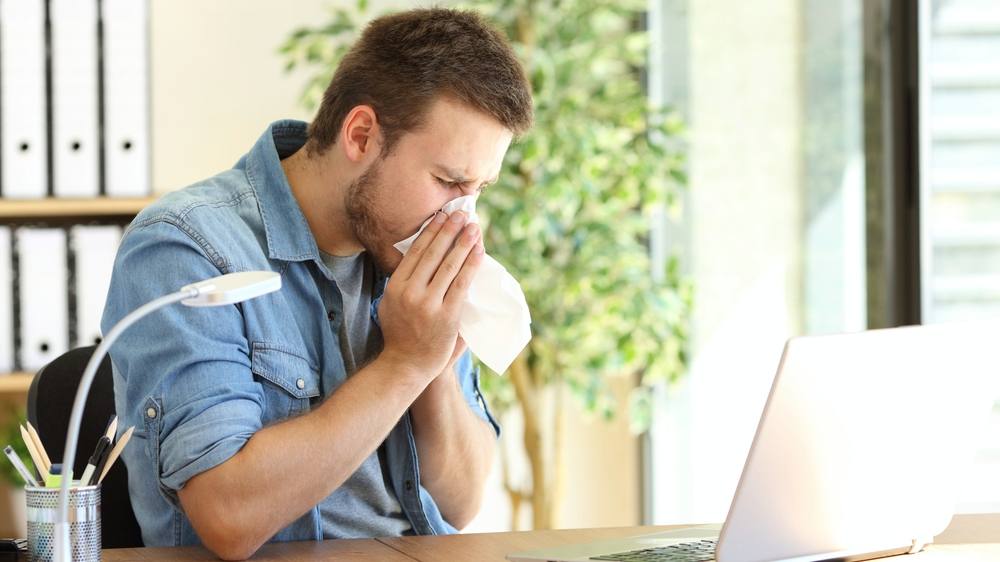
[378,524,684,562]
[101,526,682,562]
[102,514,1000,562]
[102,537,414,561]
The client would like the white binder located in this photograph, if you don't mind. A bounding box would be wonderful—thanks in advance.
[102,0,151,197]
[51,0,100,198]
[0,228,13,373]
[71,225,121,347]
[0,0,48,199]
[17,228,69,372]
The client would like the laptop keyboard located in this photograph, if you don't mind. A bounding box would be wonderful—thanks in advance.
[590,538,717,562]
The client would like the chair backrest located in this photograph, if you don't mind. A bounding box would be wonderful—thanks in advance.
[26,346,143,548]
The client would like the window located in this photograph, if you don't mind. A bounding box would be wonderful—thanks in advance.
[646,0,1000,523]
[646,0,867,523]
[920,0,1000,512]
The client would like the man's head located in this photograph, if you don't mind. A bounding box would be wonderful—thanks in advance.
[305,8,533,272]
[308,8,533,157]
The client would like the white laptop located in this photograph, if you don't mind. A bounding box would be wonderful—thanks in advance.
[508,322,1000,562]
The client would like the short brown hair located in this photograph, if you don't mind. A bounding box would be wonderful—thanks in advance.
[307,8,533,156]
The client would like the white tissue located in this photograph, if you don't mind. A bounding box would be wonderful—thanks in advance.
[393,195,531,374]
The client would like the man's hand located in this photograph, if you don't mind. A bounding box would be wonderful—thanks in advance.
[379,210,484,377]
[410,332,496,530]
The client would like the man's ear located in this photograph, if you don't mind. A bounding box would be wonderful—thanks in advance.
[340,105,381,163]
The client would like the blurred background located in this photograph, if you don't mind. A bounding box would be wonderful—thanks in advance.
[0,0,998,537]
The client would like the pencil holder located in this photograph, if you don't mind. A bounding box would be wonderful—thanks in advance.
[25,484,101,562]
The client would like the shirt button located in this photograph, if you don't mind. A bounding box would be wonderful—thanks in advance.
[404,480,414,491]
[146,407,157,419]
[327,310,335,321]
[296,378,305,390]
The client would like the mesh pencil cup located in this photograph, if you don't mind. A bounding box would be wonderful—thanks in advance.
[25,484,101,562]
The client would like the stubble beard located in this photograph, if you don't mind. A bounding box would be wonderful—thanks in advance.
[344,160,399,273]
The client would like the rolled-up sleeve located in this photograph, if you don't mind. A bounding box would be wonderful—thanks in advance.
[454,351,501,438]
[102,219,264,503]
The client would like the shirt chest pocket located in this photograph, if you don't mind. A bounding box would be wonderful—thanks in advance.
[250,343,320,423]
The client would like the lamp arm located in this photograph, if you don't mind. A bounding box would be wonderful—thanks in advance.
[54,288,195,561]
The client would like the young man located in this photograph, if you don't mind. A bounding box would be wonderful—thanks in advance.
[102,8,532,560]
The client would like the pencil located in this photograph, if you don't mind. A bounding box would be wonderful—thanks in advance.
[24,422,51,473]
[19,425,47,481]
[97,426,134,485]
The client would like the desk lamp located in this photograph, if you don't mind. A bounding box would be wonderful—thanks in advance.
[53,271,281,561]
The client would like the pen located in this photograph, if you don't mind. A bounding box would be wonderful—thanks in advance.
[97,426,133,485]
[19,425,47,481]
[3,445,40,487]
[80,436,110,487]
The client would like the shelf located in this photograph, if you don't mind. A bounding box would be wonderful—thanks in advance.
[930,168,1000,193]
[931,274,1000,300]
[0,373,33,394]
[0,197,156,223]
[931,118,1000,142]
[932,223,1000,247]
[933,1,1000,37]
[930,63,1000,89]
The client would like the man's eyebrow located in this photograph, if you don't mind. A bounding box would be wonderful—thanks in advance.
[433,164,468,181]
[433,164,498,187]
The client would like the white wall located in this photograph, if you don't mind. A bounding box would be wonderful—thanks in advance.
[151,0,412,193]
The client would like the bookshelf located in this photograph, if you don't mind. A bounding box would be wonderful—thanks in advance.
[0,196,156,392]
[0,197,155,224]
[0,374,33,394]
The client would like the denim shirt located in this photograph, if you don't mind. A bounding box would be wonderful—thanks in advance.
[101,120,500,547]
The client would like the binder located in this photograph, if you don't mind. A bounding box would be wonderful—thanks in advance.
[70,225,121,347]
[102,0,151,197]
[0,228,13,373]
[0,0,48,199]
[51,0,100,198]
[16,228,69,372]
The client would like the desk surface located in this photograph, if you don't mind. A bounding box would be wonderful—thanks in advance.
[103,513,1000,562]
[102,538,414,561]
[379,524,686,562]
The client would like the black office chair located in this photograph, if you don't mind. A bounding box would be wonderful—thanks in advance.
[26,346,144,548]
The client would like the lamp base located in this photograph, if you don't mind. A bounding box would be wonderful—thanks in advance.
[52,521,71,562]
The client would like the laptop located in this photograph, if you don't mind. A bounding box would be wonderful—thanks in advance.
[508,321,1000,562]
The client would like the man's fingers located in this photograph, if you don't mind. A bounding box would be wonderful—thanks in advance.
[394,212,447,281]
[428,222,480,300]
[443,241,484,312]
[408,211,468,285]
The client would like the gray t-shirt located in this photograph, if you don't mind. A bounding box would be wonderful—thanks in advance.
[319,250,412,537]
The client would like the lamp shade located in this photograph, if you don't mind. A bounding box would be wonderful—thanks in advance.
[181,271,281,307]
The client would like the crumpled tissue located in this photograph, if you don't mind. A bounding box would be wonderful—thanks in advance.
[393,195,531,374]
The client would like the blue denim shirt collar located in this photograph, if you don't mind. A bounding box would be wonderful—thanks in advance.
[240,119,322,265]
[239,119,390,305]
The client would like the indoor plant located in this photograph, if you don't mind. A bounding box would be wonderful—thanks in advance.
[279,0,691,530]
[0,408,29,536]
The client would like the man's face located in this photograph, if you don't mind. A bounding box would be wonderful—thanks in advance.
[344,96,513,272]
